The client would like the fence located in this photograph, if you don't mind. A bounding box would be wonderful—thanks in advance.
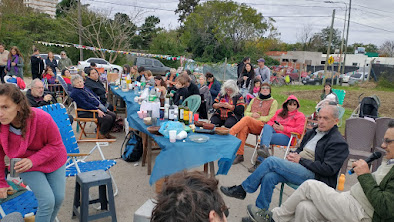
[306,65,359,74]
[371,64,394,82]
[184,61,238,82]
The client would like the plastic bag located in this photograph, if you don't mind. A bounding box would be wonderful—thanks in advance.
[159,121,184,138]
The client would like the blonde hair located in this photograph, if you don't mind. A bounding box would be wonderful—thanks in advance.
[146,70,153,77]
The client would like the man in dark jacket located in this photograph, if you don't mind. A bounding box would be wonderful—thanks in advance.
[271,120,394,222]
[182,73,199,98]
[220,105,349,222]
[30,49,44,80]
[84,68,114,111]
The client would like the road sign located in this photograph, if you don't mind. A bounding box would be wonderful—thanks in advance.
[328,56,334,65]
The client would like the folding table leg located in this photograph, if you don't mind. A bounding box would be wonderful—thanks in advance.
[147,136,152,175]
[141,133,148,167]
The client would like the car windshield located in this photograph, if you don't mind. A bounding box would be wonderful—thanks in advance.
[351,74,362,78]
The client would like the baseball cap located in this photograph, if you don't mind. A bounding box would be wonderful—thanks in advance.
[257,58,265,63]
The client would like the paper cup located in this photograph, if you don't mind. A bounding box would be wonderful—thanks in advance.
[169,130,177,143]
[137,111,144,119]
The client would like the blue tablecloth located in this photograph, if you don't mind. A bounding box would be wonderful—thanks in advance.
[110,85,241,185]
[110,85,140,125]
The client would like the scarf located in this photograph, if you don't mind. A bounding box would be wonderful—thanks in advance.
[208,81,214,89]
[259,93,271,100]
[7,55,19,74]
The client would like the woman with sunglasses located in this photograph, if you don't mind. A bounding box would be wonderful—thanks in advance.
[230,83,278,165]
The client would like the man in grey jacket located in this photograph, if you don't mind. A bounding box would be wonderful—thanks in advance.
[255,58,271,83]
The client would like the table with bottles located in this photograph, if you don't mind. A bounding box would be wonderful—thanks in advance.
[109,85,241,185]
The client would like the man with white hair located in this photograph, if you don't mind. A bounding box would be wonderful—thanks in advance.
[58,51,72,71]
[26,79,57,107]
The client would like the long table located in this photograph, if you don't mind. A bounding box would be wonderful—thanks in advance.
[110,85,241,185]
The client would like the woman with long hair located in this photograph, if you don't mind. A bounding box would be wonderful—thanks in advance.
[45,51,58,75]
[0,84,67,221]
[238,63,255,98]
[320,82,338,103]
[154,75,167,96]
[210,80,245,128]
[256,95,306,159]
[6,46,24,78]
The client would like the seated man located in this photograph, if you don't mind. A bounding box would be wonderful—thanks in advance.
[220,105,349,222]
[84,68,114,111]
[270,120,394,222]
[26,79,73,124]
[151,171,228,222]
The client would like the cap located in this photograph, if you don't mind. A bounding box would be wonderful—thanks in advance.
[257,58,265,63]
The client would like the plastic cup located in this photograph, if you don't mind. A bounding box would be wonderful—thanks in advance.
[151,117,157,126]
[169,130,177,143]
[142,111,148,118]
[137,111,144,119]
[194,113,199,122]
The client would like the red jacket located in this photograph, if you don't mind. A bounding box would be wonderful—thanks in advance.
[267,95,305,138]
[0,108,67,188]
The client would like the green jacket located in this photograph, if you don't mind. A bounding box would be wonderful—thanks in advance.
[58,57,72,71]
[358,165,394,222]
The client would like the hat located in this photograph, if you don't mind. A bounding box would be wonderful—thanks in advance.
[257,58,265,63]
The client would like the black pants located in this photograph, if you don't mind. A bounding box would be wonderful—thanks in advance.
[198,100,208,119]
[32,72,42,80]
[78,111,116,135]
[210,114,239,128]
[0,66,6,83]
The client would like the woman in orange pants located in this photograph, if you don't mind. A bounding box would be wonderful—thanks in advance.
[230,83,278,165]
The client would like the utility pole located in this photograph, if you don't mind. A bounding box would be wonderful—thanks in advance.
[78,0,83,61]
[337,3,347,74]
[342,0,352,74]
[323,9,335,85]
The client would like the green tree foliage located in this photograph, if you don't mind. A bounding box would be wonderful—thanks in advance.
[131,16,161,50]
[56,0,78,18]
[175,0,200,23]
[311,26,341,53]
[150,30,185,56]
[181,0,274,62]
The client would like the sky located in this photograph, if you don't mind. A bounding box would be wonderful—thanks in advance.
[81,0,394,47]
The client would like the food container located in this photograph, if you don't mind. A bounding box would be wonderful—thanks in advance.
[143,117,152,125]
[203,123,215,130]
[215,127,230,135]
[147,126,161,135]
[195,121,206,127]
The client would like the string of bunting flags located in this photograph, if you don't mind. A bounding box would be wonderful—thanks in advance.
[35,41,188,61]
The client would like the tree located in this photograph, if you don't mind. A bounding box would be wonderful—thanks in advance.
[64,8,141,63]
[132,16,161,50]
[346,42,378,54]
[311,26,341,53]
[150,30,185,56]
[181,0,274,62]
[379,41,394,57]
[296,24,315,51]
[175,0,200,23]
[56,0,78,17]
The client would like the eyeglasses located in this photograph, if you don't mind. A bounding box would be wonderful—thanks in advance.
[61,54,65,55]
[261,86,270,90]
[383,138,394,145]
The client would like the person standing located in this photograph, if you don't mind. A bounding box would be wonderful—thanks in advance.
[255,58,271,83]
[45,52,57,75]
[30,49,44,80]
[0,43,9,83]
[57,51,72,71]
[6,46,24,79]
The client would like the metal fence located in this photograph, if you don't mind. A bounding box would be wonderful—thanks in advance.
[371,64,394,82]
[184,61,237,82]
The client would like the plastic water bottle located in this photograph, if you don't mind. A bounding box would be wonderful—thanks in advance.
[337,174,345,191]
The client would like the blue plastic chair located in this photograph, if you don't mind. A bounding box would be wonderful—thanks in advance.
[0,191,37,219]
[332,89,346,106]
[38,104,118,195]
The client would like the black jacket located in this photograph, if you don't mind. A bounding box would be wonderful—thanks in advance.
[84,77,107,105]
[173,87,189,106]
[237,62,246,78]
[30,55,44,77]
[26,89,57,107]
[296,125,349,188]
[187,82,200,98]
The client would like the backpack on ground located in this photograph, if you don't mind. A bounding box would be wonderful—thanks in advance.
[359,95,380,119]
[120,130,143,162]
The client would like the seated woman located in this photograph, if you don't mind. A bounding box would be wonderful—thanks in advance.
[321,82,338,103]
[0,84,67,221]
[210,80,245,128]
[237,63,255,98]
[70,75,117,139]
[42,66,56,84]
[61,69,73,92]
[146,70,155,86]
[165,68,179,92]
[154,75,167,97]
[197,75,213,120]
[256,95,305,159]
[84,68,114,111]
[230,83,278,165]
[206,72,221,100]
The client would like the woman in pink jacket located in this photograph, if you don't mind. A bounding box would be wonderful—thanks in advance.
[0,84,67,222]
[257,95,305,158]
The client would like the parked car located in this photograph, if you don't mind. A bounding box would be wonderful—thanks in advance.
[302,70,341,85]
[77,58,122,73]
[348,73,369,85]
[39,53,61,67]
[134,57,171,76]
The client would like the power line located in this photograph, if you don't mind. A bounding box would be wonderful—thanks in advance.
[267,15,331,18]
[353,3,392,14]
[84,0,175,12]
[335,16,394,33]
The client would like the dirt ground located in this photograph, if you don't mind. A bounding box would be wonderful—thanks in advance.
[283,87,394,117]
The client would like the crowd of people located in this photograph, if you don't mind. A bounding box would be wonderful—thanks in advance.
[0,44,392,222]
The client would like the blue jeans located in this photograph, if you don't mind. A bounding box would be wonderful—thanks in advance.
[260,124,290,147]
[20,165,66,222]
[241,156,314,210]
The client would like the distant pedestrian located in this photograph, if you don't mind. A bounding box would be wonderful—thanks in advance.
[0,43,9,83]
[57,51,72,71]
[255,58,271,83]
[6,46,24,79]
[30,48,44,80]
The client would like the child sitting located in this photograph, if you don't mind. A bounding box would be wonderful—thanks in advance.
[172,75,189,105]
[146,70,155,86]
[42,66,57,84]
[246,79,261,104]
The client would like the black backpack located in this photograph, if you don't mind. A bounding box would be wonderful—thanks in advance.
[120,131,143,162]
[359,96,379,119]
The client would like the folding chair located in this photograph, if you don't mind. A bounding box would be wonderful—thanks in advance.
[57,75,73,112]
[38,103,118,195]
[332,89,346,106]
[0,182,37,220]
[72,102,102,142]
[182,95,201,113]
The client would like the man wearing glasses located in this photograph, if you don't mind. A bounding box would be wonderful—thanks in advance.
[270,120,394,222]
[58,51,72,71]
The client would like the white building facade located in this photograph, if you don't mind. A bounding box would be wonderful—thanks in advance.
[23,0,57,17]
